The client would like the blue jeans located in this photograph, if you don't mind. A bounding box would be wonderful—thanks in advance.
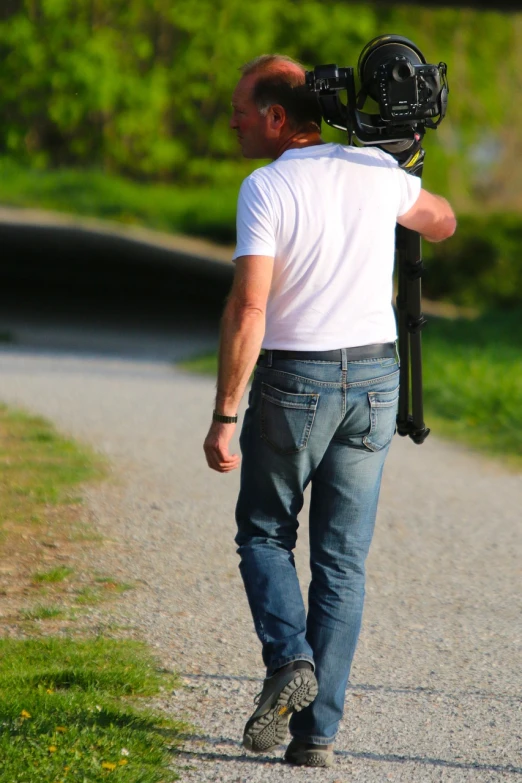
[235,348,399,745]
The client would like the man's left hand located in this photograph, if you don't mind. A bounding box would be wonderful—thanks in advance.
[204,421,241,473]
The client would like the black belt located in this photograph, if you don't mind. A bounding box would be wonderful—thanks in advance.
[259,342,397,363]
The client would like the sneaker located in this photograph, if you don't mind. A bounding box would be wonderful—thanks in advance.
[243,661,318,753]
[284,737,335,767]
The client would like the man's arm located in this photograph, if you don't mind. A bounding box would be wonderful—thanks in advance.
[397,188,457,242]
[203,254,274,473]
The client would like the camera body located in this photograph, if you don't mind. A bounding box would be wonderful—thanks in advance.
[376,58,445,123]
[305,35,448,147]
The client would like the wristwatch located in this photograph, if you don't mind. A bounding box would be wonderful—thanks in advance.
[212,410,238,424]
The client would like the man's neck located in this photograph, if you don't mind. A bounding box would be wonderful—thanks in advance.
[273,131,325,159]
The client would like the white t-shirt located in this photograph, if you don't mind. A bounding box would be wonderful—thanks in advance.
[233,142,421,350]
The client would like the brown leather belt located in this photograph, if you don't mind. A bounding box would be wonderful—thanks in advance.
[259,342,397,363]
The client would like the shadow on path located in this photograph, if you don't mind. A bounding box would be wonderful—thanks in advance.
[180,671,522,703]
[177,733,522,776]
[0,214,234,362]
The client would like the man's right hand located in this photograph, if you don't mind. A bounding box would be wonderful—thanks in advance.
[203,421,241,473]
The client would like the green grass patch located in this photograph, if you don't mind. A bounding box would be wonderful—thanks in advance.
[32,567,75,584]
[72,581,134,606]
[0,637,184,782]
[19,605,65,621]
[74,587,105,605]
[178,352,219,375]
[0,158,237,244]
[94,577,136,593]
[422,309,522,463]
[0,405,187,779]
[0,403,105,529]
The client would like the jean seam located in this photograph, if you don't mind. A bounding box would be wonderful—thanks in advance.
[257,367,342,388]
[346,369,399,388]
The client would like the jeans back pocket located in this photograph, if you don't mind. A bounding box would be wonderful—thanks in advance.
[363,387,399,452]
[261,382,318,454]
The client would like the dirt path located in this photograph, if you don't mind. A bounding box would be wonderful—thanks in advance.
[0,347,520,782]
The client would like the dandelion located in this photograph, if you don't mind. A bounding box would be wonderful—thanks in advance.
[55,726,67,733]
[47,688,54,694]
[20,710,31,719]
[101,761,117,770]
[49,746,57,753]
[118,759,128,766]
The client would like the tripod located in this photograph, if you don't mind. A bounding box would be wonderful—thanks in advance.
[395,149,430,444]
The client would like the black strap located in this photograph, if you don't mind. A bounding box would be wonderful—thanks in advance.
[212,411,238,424]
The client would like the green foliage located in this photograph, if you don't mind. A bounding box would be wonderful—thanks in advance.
[0,1,520,208]
[2,156,522,306]
[0,156,238,241]
[423,214,522,307]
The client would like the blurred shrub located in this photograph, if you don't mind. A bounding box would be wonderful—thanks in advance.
[422,214,522,307]
[0,1,521,212]
[1,153,521,306]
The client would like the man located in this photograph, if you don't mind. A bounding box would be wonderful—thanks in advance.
[204,54,456,767]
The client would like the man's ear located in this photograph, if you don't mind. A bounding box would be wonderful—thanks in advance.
[268,103,286,132]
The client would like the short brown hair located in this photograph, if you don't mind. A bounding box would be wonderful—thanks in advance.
[240,54,322,132]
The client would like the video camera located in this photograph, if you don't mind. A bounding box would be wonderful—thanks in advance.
[305,34,448,156]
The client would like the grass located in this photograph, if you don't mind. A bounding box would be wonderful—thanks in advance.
[422,309,522,463]
[32,567,75,584]
[0,403,105,528]
[0,404,186,780]
[0,157,237,244]
[19,606,66,621]
[180,309,522,465]
[0,638,184,783]
[178,352,218,375]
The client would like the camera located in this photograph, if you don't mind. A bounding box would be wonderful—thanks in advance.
[305,35,448,148]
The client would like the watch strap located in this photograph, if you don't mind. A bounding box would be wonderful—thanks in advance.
[213,410,238,424]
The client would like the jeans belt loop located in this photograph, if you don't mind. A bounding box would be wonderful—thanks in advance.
[341,348,347,372]
[266,350,273,368]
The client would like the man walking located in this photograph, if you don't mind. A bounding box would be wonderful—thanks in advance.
[204,54,455,767]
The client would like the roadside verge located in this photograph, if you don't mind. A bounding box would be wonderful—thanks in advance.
[0,403,186,782]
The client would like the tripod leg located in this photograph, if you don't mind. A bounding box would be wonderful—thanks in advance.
[396,263,410,435]
[396,225,430,445]
[407,274,429,440]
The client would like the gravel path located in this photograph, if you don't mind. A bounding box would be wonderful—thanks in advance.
[1,348,521,782]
